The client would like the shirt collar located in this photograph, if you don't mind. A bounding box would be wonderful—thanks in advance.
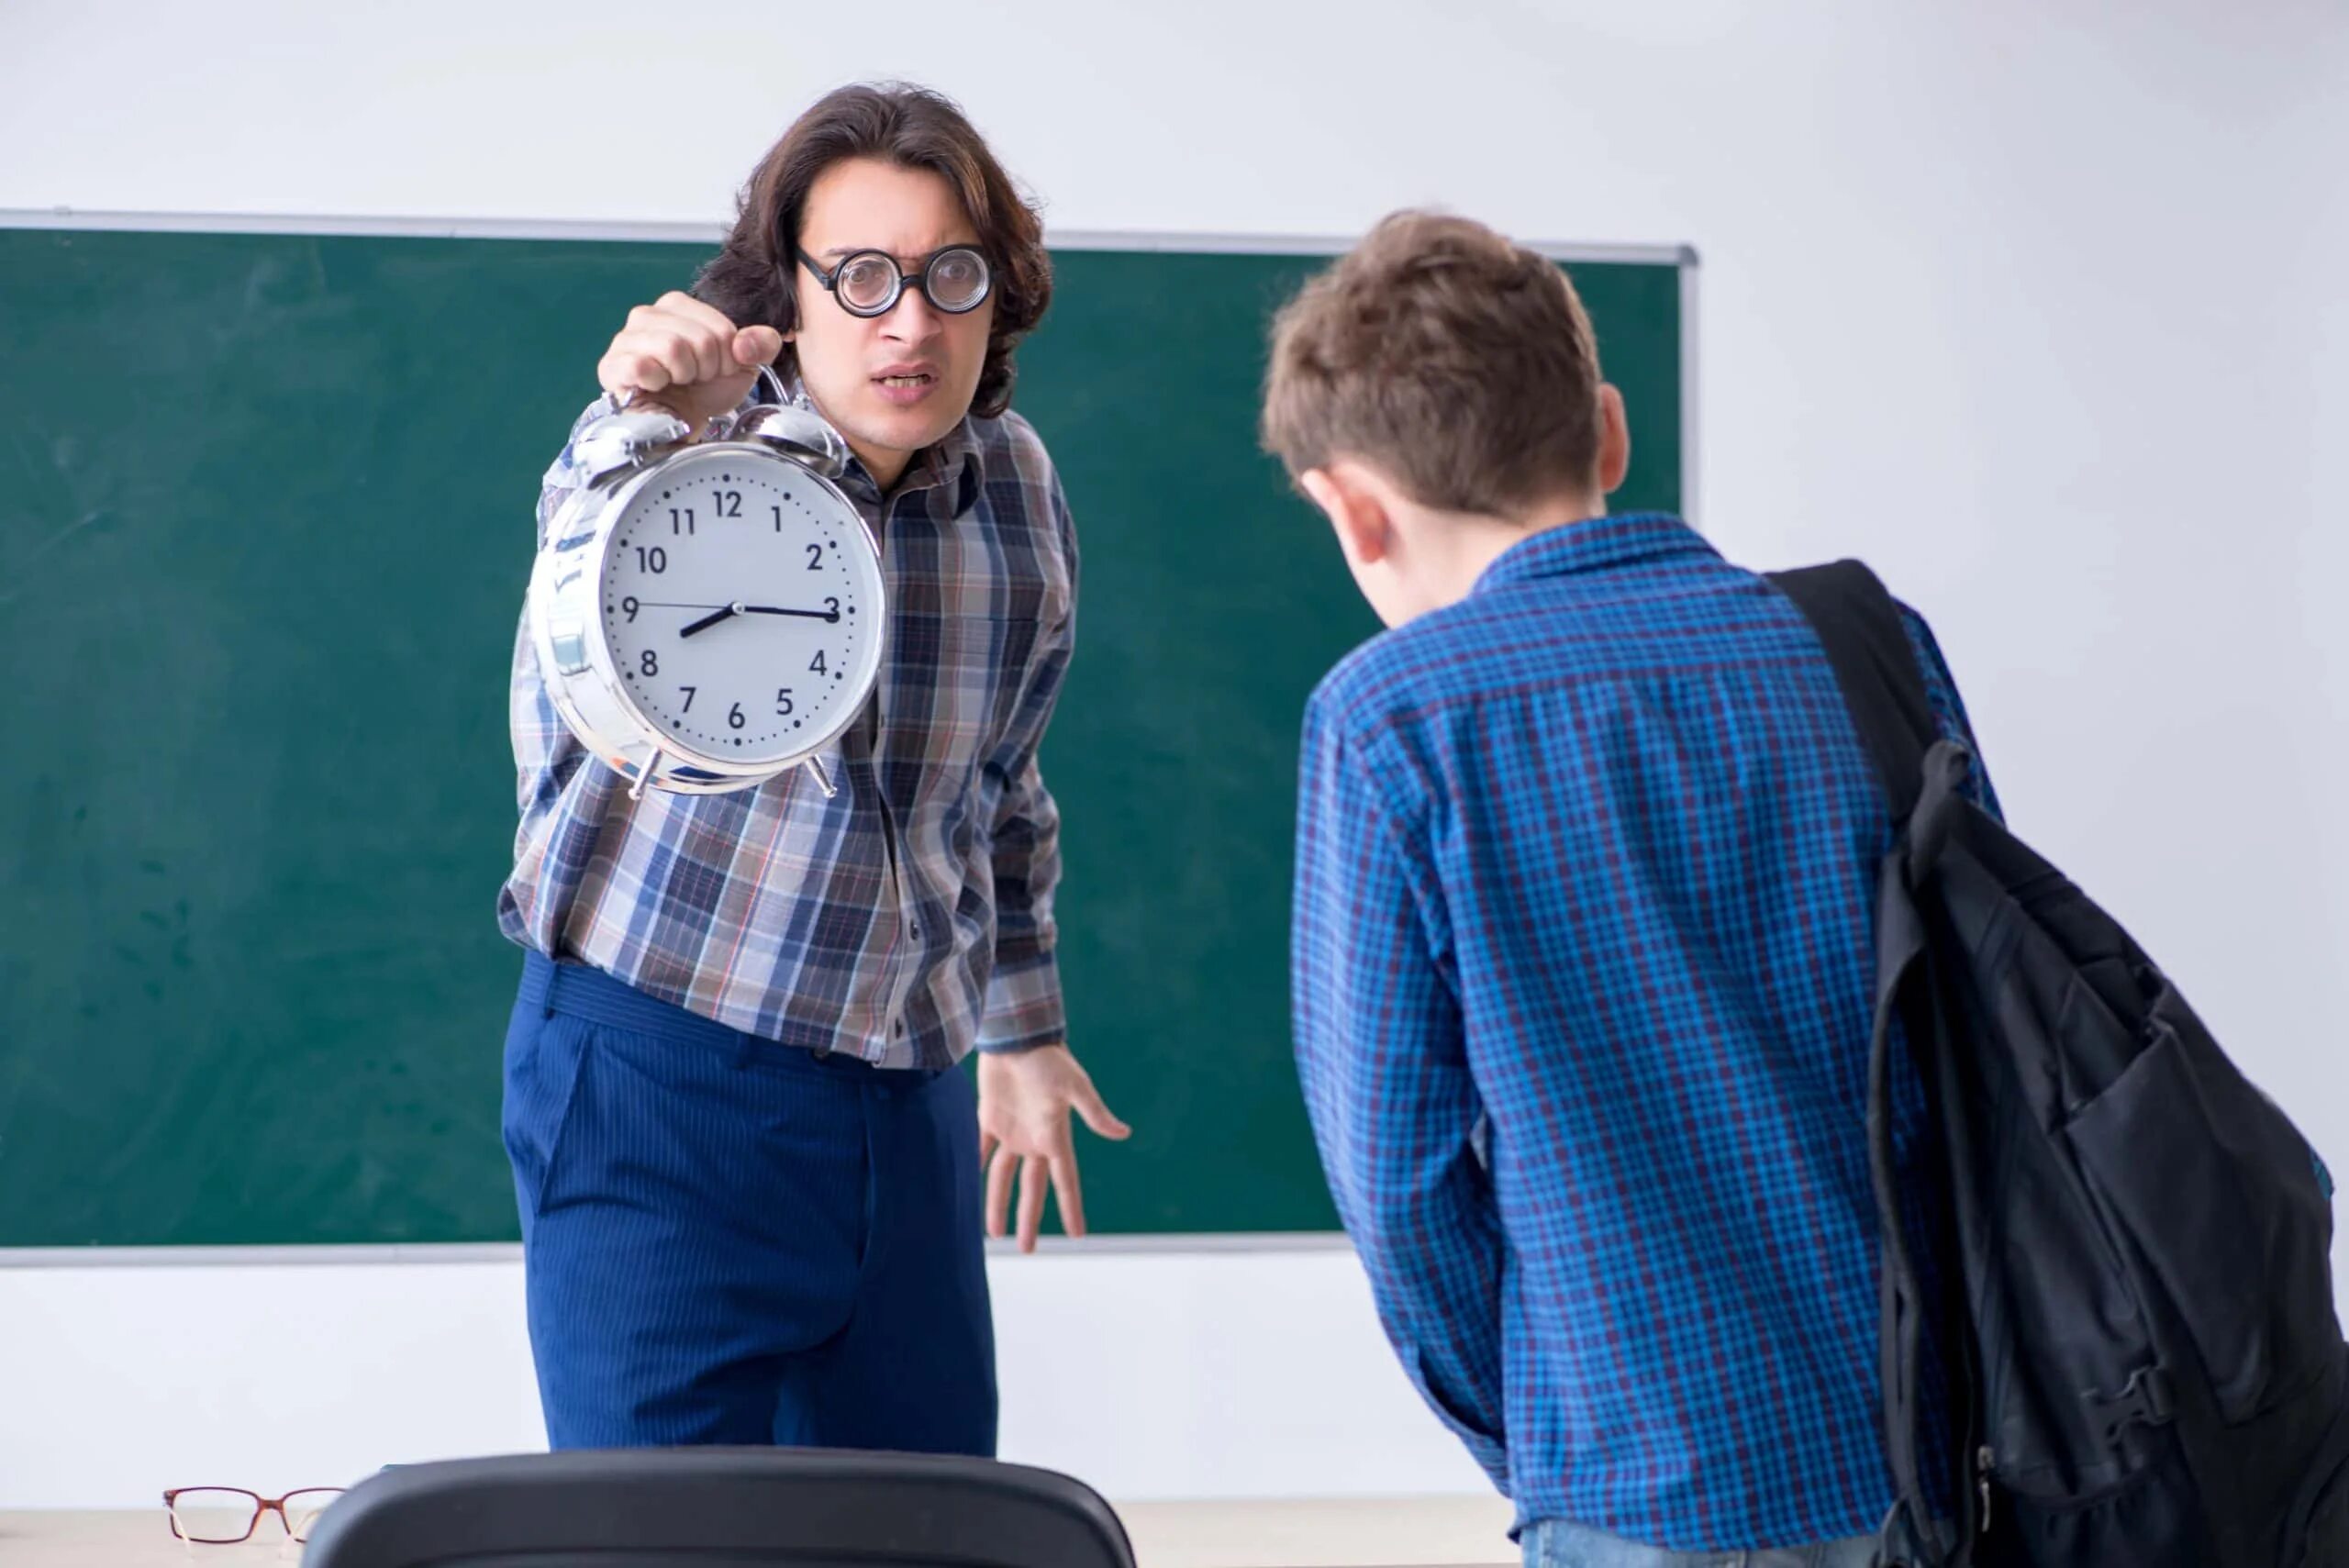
[1471,512,1712,596]
[766,370,985,515]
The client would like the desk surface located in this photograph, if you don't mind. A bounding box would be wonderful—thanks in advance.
[0,1496,1518,1567]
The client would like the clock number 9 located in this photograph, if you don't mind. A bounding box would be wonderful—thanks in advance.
[621,596,640,622]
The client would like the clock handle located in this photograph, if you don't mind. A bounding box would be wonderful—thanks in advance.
[625,364,792,440]
[606,378,774,441]
[610,357,788,423]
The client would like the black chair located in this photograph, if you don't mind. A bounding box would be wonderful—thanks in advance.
[300,1448,1138,1568]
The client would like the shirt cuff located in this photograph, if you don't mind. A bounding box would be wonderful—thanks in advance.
[977,947,1066,1052]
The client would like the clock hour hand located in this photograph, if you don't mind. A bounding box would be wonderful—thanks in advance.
[677,604,740,639]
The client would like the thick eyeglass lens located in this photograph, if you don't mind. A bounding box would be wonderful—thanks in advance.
[925,249,989,309]
[836,253,901,312]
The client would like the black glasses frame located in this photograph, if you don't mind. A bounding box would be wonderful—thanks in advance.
[793,245,993,319]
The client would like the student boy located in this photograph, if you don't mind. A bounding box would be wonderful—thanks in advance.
[1267,211,1991,1566]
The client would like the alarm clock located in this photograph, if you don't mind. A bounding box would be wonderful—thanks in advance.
[528,372,883,800]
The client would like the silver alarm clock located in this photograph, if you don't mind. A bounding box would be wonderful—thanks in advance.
[528,371,885,799]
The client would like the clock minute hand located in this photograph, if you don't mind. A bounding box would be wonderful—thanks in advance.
[740,604,843,624]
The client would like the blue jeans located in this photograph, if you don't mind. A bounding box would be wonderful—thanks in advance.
[503,951,996,1453]
[1523,1519,1885,1568]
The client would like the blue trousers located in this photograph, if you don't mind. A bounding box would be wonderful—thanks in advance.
[502,951,996,1453]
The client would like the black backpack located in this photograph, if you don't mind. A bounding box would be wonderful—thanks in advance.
[1772,562,2349,1567]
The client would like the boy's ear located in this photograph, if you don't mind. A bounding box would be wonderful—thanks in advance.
[1595,384,1631,495]
[1300,464,1394,568]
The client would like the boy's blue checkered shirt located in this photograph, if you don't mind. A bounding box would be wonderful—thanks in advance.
[1291,513,1998,1551]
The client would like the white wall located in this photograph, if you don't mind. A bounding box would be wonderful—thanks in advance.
[0,1244,1486,1510]
[6,0,2346,1513]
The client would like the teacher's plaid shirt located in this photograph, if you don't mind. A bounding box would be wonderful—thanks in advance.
[498,392,1076,1069]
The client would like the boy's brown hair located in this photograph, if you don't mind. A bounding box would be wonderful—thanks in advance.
[1262,211,1606,519]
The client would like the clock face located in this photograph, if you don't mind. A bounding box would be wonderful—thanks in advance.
[596,448,882,765]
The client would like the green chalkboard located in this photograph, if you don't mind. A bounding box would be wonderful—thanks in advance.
[0,225,1685,1246]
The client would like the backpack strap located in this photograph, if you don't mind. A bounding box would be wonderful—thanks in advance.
[1768,562,1940,812]
[1770,562,1979,1568]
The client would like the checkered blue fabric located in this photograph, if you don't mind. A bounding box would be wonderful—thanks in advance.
[1292,514,1997,1550]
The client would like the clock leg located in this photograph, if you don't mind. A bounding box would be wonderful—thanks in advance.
[629,750,668,802]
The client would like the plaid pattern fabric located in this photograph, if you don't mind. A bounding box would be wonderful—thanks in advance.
[1292,514,1998,1550]
[498,391,1076,1069]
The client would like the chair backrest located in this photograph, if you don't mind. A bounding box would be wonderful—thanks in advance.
[300,1448,1138,1568]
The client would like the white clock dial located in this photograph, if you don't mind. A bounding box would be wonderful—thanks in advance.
[596,449,880,766]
